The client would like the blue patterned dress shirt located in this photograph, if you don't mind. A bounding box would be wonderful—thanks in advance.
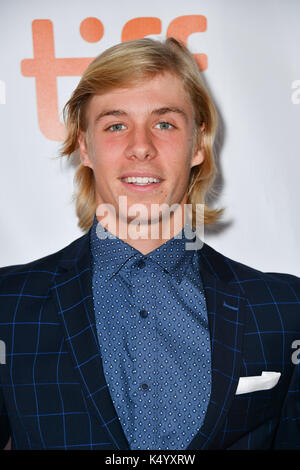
[90,215,211,450]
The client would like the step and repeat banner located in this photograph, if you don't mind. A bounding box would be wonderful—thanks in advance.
[0,0,299,275]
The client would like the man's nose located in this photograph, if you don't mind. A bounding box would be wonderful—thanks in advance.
[124,126,157,161]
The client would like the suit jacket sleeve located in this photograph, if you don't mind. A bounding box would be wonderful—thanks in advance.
[269,272,300,449]
[0,377,10,449]
[0,266,12,449]
[272,361,300,449]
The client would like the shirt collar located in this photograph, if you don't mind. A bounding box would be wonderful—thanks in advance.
[89,215,198,284]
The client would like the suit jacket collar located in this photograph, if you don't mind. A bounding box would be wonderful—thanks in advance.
[50,230,247,450]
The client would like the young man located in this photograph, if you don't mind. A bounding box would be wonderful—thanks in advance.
[0,38,299,450]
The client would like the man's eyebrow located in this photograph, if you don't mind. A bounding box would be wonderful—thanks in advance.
[93,106,188,125]
[94,109,127,125]
[151,107,188,122]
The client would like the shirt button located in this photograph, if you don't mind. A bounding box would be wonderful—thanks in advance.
[136,259,146,268]
[139,310,148,318]
[141,383,149,391]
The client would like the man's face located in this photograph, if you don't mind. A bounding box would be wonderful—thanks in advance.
[78,72,204,228]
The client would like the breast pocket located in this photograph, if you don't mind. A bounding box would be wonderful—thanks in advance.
[229,387,282,416]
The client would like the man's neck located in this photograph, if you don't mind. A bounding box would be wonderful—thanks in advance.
[96,216,185,255]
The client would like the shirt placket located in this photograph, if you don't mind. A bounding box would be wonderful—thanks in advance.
[129,258,158,449]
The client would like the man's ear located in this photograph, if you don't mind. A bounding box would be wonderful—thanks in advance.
[78,131,93,169]
[191,146,204,168]
[191,124,205,168]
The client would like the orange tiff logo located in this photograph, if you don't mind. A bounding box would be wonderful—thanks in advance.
[21,16,207,142]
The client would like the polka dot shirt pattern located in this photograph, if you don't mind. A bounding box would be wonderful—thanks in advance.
[90,216,211,450]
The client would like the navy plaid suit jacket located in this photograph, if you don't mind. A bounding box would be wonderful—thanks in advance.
[0,230,299,450]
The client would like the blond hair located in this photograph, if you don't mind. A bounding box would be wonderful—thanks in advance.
[61,37,224,231]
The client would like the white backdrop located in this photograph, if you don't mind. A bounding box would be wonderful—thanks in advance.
[0,0,299,276]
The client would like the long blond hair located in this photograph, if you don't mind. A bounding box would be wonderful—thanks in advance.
[61,37,224,231]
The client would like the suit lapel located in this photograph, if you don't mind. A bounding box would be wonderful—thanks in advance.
[50,232,130,450]
[50,232,247,450]
[187,244,247,449]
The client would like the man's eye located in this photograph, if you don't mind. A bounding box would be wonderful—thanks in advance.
[106,123,126,132]
[155,122,174,130]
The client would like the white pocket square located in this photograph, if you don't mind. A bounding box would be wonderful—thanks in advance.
[235,371,281,395]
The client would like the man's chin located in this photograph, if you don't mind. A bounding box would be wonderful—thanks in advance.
[125,213,161,223]
[118,210,185,239]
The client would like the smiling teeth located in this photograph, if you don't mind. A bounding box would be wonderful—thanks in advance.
[123,177,160,184]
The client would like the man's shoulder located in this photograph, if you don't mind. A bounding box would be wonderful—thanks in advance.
[201,243,299,330]
[0,232,89,290]
[200,242,300,298]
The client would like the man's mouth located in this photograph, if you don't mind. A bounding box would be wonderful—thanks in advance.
[121,176,162,185]
[119,174,164,192]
